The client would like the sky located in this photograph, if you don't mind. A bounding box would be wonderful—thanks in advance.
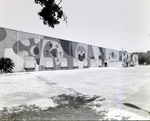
[0,0,150,52]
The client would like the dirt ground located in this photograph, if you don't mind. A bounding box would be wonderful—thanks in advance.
[1,66,150,120]
[0,106,104,120]
[0,94,108,120]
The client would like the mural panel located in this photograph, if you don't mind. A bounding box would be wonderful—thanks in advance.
[0,27,137,72]
[98,47,105,66]
[131,54,138,66]
[0,28,17,58]
[0,28,23,72]
[71,42,88,68]
[89,45,103,67]
[12,36,71,71]
[13,38,41,71]
[60,39,71,69]
[41,37,63,70]
[119,51,122,61]
[41,37,71,70]
[19,31,39,40]
[105,48,120,62]
[122,51,137,67]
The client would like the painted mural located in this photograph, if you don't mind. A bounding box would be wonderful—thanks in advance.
[98,47,105,65]
[41,37,65,70]
[12,37,71,71]
[0,27,137,72]
[105,49,120,62]
[0,27,17,58]
[122,51,138,67]
[131,54,138,66]
[70,42,88,68]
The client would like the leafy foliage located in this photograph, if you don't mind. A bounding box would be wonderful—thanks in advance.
[52,94,102,108]
[0,57,15,73]
[35,0,67,28]
[132,51,150,65]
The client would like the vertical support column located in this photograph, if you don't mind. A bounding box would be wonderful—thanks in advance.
[87,44,89,68]
[68,40,72,69]
[88,45,91,67]
[39,35,41,71]
[16,30,20,72]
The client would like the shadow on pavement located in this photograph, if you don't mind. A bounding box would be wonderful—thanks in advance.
[123,103,150,115]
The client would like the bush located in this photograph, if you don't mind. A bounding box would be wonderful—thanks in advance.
[0,57,15,73]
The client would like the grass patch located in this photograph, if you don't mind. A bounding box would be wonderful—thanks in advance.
[0,94,106,120]
[51,93,102,108]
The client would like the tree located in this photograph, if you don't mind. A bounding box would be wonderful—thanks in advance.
[132,51,150,65]
[0,57,15,73]
[35,0,67,28]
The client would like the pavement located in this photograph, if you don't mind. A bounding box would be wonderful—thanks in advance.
[122,79,150,117]
[1,66,150,119]
[33,66,150,118]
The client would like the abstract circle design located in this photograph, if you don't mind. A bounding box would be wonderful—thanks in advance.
[76,45,86,62]
[30,46,40,56]
[13,38,41,65]
[33,46,39,55]
[43,40,64,65]
[0,28,7,41]
[50,48,58,58]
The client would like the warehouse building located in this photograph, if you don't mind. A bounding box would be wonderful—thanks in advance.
[0,27,138,72]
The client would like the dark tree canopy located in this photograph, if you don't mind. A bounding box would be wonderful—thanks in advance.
[35,0,67,28]
[0,57,15,73]
[132,51,150,65]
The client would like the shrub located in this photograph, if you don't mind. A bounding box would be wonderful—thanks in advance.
[0,57,15,73]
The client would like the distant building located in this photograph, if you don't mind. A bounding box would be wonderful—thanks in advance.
[0,27,138,72]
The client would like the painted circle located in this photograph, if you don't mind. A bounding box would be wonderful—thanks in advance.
[49,43,52,48]
[43,41,53,57]
[45,50,49,55]
[34,46,39,55]
[50,49,58,58]
[30,46,39,56]
[0,28,7,41]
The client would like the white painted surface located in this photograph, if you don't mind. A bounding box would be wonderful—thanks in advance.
[45,57,53,68]
[60,58,68,68]
[4,48,24,72]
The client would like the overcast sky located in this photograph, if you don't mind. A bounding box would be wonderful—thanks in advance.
[0,0,150,52]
